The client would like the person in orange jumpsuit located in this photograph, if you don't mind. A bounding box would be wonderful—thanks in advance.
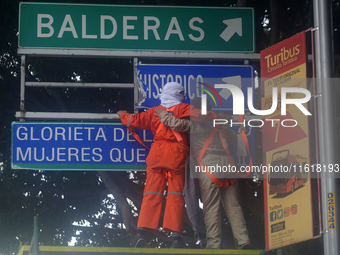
[117,82,193,248]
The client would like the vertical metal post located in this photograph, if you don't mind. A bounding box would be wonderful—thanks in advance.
[277,248,284,255]
[313,1,339,255]
[313,0,327,243]
[20,55,26,120]
[133,57,139,114]
[33,216,39,255]
[20,55,26,110]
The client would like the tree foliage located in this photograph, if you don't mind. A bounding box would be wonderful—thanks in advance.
[0,0,339,255]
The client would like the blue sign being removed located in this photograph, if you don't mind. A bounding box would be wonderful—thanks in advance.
[11,122,153,170]
[136,64,255,110]
[136,63,256,168]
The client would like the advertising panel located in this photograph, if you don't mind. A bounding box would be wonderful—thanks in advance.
[260,31,314,250]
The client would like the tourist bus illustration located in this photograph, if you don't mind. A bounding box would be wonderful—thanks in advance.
[268,149,308,195]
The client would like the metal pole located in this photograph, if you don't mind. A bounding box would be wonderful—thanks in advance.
[134,57,139,114]
[313,0,328,247]
[20,55,25,111]
[313,1,339,255]
[33,216,39,255]
[309,25,323,236]
[20,55,26,121]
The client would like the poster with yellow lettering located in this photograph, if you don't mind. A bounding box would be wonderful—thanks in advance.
[260,31,314,250]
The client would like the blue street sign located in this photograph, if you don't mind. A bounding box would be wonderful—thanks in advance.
[136,63,255,110]
[136,63,256,168]
[11,122,153,171]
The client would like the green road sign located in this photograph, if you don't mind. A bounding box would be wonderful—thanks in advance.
[18,2,255,53]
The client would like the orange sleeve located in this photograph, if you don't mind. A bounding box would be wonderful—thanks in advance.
[120,110,152,130]
[179,103,191,118]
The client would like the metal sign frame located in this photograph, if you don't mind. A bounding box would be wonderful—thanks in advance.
[15,2,260,120]
[15,3,259,174]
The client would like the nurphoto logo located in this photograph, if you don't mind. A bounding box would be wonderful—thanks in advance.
[199,82,312,128]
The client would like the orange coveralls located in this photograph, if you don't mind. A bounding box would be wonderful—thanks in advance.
[120,103,192,232]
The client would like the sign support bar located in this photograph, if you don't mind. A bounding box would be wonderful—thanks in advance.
[15,111,120,120]
[25,82,134,88]
[313,0,339,255]
[17,49,261,60]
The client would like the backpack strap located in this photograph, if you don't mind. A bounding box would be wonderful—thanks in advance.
[196,127,234,187]
[127,105,186,150]
[128,127,150,150]
[217,128,236,166]
[196,115,253,182]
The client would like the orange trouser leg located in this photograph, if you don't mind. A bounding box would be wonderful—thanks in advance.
[137,167,166,230]
[163,170,185,233]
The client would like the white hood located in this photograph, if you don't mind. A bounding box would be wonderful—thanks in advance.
[159,82,185,108]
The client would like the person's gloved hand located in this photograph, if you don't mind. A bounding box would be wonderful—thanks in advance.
[153,106,166,117]
[117,110,127,116]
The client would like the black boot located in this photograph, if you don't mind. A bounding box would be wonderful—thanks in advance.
[170,237,186,248]
[132,229,147,248]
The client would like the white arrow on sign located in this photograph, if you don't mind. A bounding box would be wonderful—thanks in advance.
[220,18,242,42]
[219,75,242,101]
